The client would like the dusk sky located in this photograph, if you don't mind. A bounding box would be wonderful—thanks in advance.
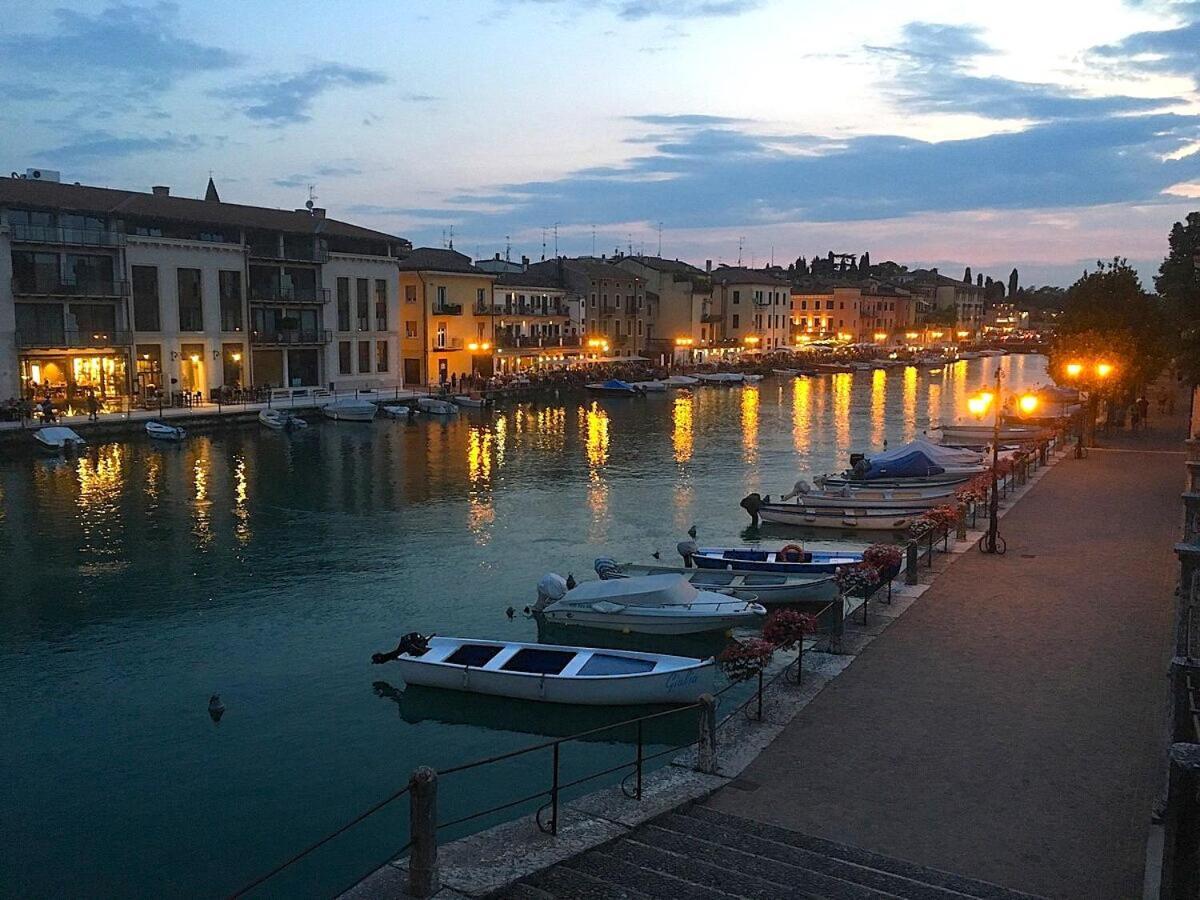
[2,0,1199,286]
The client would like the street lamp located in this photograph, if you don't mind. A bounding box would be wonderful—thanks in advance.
[970,368,1016,555]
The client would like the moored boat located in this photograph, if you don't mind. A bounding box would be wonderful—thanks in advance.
[697,372,744,384]
[379,404,414,419]
[417,397,459,415]
[146,420,186,441]
[452,394,491,409]
[258,408,309,430]
[322,398,378,422]
[585,379,642,396]
[373,634,714,705]
[594,558,838,607]
[534,573,765,635]
[740,493,927,531]
[663,374,699,387]
[33,426,85,453]
[935,423,1050,445]
[687,546,864,574]
[630,380,668,392]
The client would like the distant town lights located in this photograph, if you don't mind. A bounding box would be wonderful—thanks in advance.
[743,336,760,345]
[873,332,888,341]
[905,331,920,340]
[957,330,970,338]
[675,337,694,346]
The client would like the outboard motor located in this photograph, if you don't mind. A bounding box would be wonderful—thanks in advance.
[780,479,811,502]
[676,540,699,567]
[740,493,763,528]
[534,572,568,611]
[849,452,866,469]
[371,632,431,664]
[594,558,622,580]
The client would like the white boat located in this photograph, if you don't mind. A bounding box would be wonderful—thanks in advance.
[379,404,414,419]
[663,374,699,387]
[697,372,744,385]
[742,373,764,383]
[741,494,927,531]
[378,635,714,706]
[772,368,800,376]
[585,379,642,396]
[595,560,839,607]
[534,573,765,635]
[258,408,308,430]
[417,396,459,415]
[33,426,85,452]
[630,380,668,392]
[322,398,378,422]
[787,486,958,509]
[146,420,186,441]
[452,394,490,409]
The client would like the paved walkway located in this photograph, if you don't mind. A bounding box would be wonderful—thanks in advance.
[706,400,1187,898]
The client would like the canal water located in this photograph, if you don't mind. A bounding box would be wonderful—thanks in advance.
[0,355,1046,898]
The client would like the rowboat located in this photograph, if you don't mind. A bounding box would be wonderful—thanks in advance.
[772,368,800,376]
[258,408,309,430]
[742,373,764,383]
[322,398,377,422]
[376,635,714,705]
[33,426,85,452]
[534,573,765,635]
[785,485,958,510]
[594,559,839,606]
[585,379,642,396]
[146,420,186,441]
[452,394,491,409]
[697,372,743,384]
[821,473,973,489]
[663,374,699,387]
[740,494,926,531]
[812,362,853,374]
[630,380,668,392]
[688,546,863,574]
[417,397,459,415]
[379,404,414,419]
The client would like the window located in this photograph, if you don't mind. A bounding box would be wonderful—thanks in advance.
[131,266,160,331]
[12,250,58,292]
[637,295,643,311]
[358,340,370,373]
[436,286,447,307]
[337,278,351,331]
[219,270,242,332]
[732,314,740,329]
[375,279,388,330]
[66,254,113,290]
[177,268,203,331]
[405,284,417,303]
[405,320,417,339]
[435,323,446,349]
[825,300,834,310]
[615,294,622,310]
[356,278,369,330]
[477,321,486,340]
[376,340,389,372]
[637,319,643,335]
[590,293,596,308]
[800,300,807,310]
[477,287,485,310]
[338,340,352,374]
[732,290,740,304]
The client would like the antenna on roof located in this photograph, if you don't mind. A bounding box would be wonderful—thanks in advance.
[553,222,559,257]
[448,225,454,250]
[591,225,596,257]
[504,235,511,262]
[737,236,745,266]
[657,221,662,257]
[627,232,632,256]
[541,226,547,261]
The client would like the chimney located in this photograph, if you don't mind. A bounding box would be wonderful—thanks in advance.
[151,185,170,196]
[705,259,712,272]
[494,252,501,260]
[521,255,529,270]
[311,207,325,219]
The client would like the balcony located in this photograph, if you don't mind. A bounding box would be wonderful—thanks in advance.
[487,305,569,318]
[10,224,125,247]
[497,335,582,350]
[248,286,330,304]
[432,303,463,316]
[13,276,128,298]
[431,337,465,351]
[250,329,332,346]
[247,242,330,264]
[16,329,131,350]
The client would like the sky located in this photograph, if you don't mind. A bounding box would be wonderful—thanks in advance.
[1,0,1199,287]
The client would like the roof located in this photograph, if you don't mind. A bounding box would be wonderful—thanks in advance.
[397,247,487,274]
[623,256,707,277]
[710,265,789,286]
[0,176,406,244]
[563,257,642,281]
[496,266,568,290]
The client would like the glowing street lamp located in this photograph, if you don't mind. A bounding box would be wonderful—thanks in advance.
[967,393,991,418]
[1065,362,1083,379]
[1018,393,1039,414]
[873,332,888,342]
[743,335,760,346]
[1096,362,1114,379]
[957,330,970,339]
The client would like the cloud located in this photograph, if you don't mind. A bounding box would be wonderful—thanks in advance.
[0,2,237,91]
[272,164,363,188]
[869,21,1177,120]
[1091,1,1200,81]
[500,0,761,20]
[36,131,208,166]
[224,63,388,125]
[402,93,441,103]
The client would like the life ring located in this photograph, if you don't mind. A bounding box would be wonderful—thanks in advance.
[779,543,805,562]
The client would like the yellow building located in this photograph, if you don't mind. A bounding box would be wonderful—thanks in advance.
[398,248,495,387]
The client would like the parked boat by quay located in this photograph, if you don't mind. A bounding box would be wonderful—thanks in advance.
[697,372,744,385]
[258,408,309,431]
[371,634,714,705]
[145,420,186,441]
[630,380,668,392]
[33,426,85,453]
[379,404,415,419]
[779,481,959,510]
[585,379,643,396]
[687,545,863,574]
[662,374,699,387]
[740,493,927,531]
[452,394,491,409]
[417,397,459,415]
[534,572,765,635]
[935,423,1050,445]
[322,397,378,422]
[594,559,839,607]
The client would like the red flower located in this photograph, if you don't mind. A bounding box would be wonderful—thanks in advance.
[762,609,819,650]
[717,638,775,682]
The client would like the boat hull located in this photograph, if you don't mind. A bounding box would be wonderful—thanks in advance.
[790,489,956,510]
[605,563,839,606]
[758,504,925,531]
[936,424,1049,444]
[692,548,861,575]
[537,607,762,635]
[322,401,377,422]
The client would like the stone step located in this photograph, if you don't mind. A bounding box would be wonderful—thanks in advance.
[631,821,898,900]
[499,884,556,900]
[567,846,741,899]
[605,833,820,899]
[679,807,1044,900]
[518,862,652,899]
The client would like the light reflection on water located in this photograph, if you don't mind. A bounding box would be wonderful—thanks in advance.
[0,356,1047,898]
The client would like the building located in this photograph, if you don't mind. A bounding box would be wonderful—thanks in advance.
[891,269,985,334]
[473,253,525,275]
[0,173,409,405]
[559,257,648,357]
[791,286,861,342]
[397,248,495,386]
[485,262,581,371]
[708,266,792,352]
[613,256,712,363]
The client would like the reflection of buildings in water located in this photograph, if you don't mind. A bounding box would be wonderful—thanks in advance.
[493,414,507,469]
[233,455,250,546]
[580,402,611,537]
[190,445,214,550]
[75,445,125,563]
[926,380,943,430]
[672,394,694,464]
[870,369,886,450]
[832,373,851,456]
[467,493,495,544]
[672,480,694,531]
[467,426,493,486]
[740,386,759,462]
[902,366,918,442]
[583,403,610,469]
[791,376,812,457]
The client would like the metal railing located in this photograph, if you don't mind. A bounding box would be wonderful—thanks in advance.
[431,337,465,351]
[432,302,463,316]
[12,276,128,297]
[496,335,582,349]
[10,223,125,247]
[248,329,332,345]
[15,328,131,349]
[248,286,330,304]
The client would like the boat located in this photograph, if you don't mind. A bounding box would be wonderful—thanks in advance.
[663,374,699,387]
[373,635,714,705]
[935,423,1050,445]
[534,573,765,635]
[585,379,642,396]
[417,397,459,415]
[812,362,854,374]
[258,408,309,430]
[688,546,864,574]
[697,372,744,385]
[33,426,85,452]
[785,485,958,510]
[379,404,414,419]
[772,368,800,376]
[322,398,377,422]
[594,559,839,608]
[821,472,973,489]
[630,380,667,392]
[849,361,874,371]
[452,394,491,409]
[741,373,763,383]
[145,420,186,441]
[740,494,927,531]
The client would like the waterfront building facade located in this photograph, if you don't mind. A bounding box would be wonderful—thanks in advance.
[560,257,648,357]
[397,248,495,387]
[0,175,409,405]
[488,263,581,372]
[709,266,792,352]
[614,256,713,364]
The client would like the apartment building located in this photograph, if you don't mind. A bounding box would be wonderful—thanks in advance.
[709,266,791,352]
[791,286,861,342]
[397,248,495,386]
[614,256,712,363]
[560,258,647,357]
[0,173,409,404]
[488,261,581,371]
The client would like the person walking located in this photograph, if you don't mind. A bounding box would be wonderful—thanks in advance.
[86,390,100,423]
[1136,395,1149,428]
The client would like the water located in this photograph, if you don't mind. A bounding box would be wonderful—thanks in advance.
[0,355,1047,898]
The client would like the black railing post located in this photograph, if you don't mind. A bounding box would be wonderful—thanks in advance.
[549,743,560,836]
[408,767,439,898]
[905,542,919,585]
[697,694,717,774]
[956,502,968,541]
[635,721,643,800]
[927,529,934,567]
[756,667,764,721]
[1162,743,1200,900]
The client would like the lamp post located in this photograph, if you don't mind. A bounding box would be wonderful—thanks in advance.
[1063,360,1114,456]
[970,371,1038,555]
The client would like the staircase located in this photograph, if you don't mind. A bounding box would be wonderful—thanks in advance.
[495,805,1043,900]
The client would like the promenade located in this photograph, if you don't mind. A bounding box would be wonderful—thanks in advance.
[705,402,1187,897]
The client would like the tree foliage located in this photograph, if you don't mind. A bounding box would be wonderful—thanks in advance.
[1156,212,1200,383]
[1008,268,1019,297]
[963,266,972,284]
[859,250,870,276]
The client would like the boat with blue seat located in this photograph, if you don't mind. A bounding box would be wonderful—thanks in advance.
[688,545,863,574]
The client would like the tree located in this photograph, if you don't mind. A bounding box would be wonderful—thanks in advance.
[859,250,870,275]
[1155,213,1200,383]
[963,266,972,284]
[976,273,983,288]
[1008,268,1019,297]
